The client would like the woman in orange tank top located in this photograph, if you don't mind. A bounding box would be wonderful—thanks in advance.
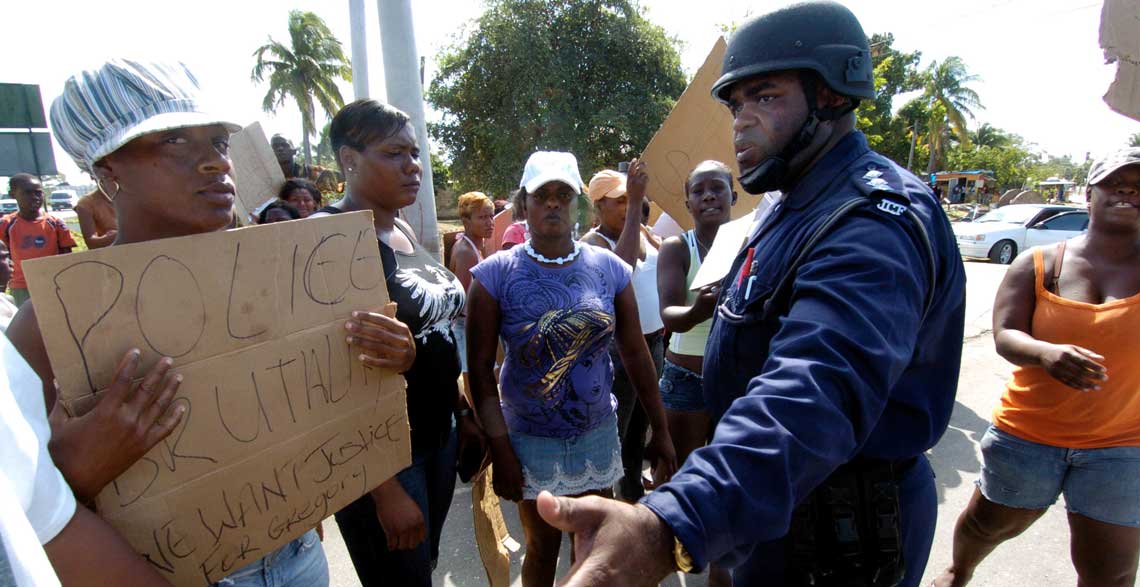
[933,149,1140,587]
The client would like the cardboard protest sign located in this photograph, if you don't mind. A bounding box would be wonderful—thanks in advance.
[639,38,766,231]
[229,122,286,224]
[689,212,755,292]
[472,465,518,587]
[1101,0,1140,121]
[24,212,410,586]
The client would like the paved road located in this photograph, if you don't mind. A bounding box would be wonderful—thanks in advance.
[323,259,1129,586]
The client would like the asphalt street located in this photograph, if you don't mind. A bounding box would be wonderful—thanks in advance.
[320,259,1128,586]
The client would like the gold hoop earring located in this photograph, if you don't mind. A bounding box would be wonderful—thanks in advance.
[97,179,120,202]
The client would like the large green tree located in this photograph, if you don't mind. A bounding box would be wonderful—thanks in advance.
[856,33,922,167]
[252,10,352,165]
[428,0,686,195]
[909,56,983,173]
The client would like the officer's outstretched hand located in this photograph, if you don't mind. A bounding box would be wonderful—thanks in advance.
[536,491,676,586]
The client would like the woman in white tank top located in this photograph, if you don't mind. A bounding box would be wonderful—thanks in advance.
[449,192,494,381]
[655,160,737,586]
[581,161,667,500]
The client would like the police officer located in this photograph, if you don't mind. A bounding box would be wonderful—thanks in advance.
[535,3,967,586]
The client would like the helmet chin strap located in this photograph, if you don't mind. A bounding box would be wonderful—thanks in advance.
[738,112,820,195]
[737,75,857,195]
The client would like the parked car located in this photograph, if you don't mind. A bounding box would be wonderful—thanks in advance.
[0,199,17,215]
[952,204,1084,264]
[49,189,78,211]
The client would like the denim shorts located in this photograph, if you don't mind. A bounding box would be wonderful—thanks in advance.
[659,359,705,412]
[509,411,623,500]
[978,425,1140,528]
[214,529,328,586]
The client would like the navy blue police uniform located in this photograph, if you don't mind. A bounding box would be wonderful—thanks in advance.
[641,130,966,585]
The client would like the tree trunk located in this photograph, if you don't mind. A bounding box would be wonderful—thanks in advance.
[927,137,937,174]
[302,132,312,167]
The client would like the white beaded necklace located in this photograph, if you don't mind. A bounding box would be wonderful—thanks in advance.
[524,240,582,265]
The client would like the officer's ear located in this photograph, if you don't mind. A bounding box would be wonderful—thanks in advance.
[817,84,852,111]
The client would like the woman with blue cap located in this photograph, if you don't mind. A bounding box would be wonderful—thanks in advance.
[8,59,417,587]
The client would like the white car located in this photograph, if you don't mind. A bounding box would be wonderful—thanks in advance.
[952,204,1087,264]
[0,199,16,215]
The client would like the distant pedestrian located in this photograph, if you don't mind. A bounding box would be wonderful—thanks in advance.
[258,200,301,224]
[0,174,75,306]
[271,134,326,181]
[933,148,1140,587]
[278,178,322,218]
[449,191,494,391]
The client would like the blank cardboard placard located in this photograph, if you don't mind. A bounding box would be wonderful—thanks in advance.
[230,122,286,224]
[1101,0,1140,122]
[640,38,765,231]
[24,212,410,586]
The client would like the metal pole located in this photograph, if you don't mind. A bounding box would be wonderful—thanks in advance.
[907,119,917,171]
[349,0,370,100]
[20,88,43,179]
[377,0,441,260]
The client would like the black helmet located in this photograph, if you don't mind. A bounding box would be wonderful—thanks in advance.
[711,1,874,104]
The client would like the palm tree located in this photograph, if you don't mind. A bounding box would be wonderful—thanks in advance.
[1130,131,1140,148]
[910,57,983,172]
[252,10,352,165]
[971,123,1011,149]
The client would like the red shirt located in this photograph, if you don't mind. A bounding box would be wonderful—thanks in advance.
[0,213,76,289]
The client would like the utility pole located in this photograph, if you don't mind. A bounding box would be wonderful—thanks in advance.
[907,119,917,171]
[377,0,441,260]
[349,0,370,99]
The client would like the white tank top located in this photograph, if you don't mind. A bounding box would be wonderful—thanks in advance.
[594,230,664,335]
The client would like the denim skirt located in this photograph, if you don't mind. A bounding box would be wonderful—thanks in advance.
[508,411,623,500]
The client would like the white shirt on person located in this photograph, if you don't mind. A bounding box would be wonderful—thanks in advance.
[0,335,76,587]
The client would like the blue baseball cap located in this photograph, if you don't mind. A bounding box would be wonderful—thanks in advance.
[50,59,241,172]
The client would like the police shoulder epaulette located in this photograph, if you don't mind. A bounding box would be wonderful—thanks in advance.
[853,160,910,217]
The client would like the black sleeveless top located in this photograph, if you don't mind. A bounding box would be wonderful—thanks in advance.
[317,206,464,453]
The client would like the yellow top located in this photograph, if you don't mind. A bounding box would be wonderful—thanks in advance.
[670,231,713,357]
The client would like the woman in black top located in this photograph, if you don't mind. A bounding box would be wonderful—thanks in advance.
[312,99,481,586]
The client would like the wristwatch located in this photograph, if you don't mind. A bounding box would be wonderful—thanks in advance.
[673,537,694,573]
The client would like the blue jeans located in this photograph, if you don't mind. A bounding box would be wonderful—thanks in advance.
[213,530,328,587]
[334,425,458,587]
[659,359,705,412]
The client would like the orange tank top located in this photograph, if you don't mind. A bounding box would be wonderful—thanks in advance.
[993,247,1140,448]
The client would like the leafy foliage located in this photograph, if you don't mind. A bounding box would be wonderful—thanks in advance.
[909,57,983,172]
[856,33,922,165]
[427,0,686,195]
[251,10,352,165]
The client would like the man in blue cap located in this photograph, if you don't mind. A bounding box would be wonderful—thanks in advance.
[536,2,966,586]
